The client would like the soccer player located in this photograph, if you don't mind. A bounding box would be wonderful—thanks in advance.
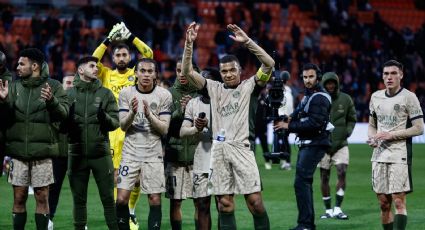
[367,60,424,230]
[116,58,172,230]
[0,48,69,230]
[274,63,332,230]
[179,68,222,230]
[93,22,153,229]
[318,72,356,220]
[165,58,200,230]
[182,22,274,230]
[48,73,75,230]
[66,56,119,229]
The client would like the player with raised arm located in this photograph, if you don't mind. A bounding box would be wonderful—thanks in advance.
[182,22,274,230]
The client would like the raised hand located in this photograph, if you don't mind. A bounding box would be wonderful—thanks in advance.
[40,83,53,101]
[186,22,200,43]
[227,24,249,43]
[131,97,138,114]
[0,79,8,100]
[107,23,123,41]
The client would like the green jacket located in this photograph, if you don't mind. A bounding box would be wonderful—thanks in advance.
[1,63,69,160]
[0,68,12,155]
[66,75,119,159]
[165,81,199,163]
[322,72,357,154]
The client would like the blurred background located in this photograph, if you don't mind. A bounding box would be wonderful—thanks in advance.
[1,0,425,123]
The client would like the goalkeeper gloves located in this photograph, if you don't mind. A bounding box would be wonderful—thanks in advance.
[119,22,132,40]
[107,23,123,41]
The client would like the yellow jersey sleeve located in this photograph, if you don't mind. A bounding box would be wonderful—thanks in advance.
[92,43,111,83]
[133,37,153,59]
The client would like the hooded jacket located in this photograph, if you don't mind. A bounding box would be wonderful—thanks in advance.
[165,80,200,163]
[66,74,119,159]
[321,72,356,154]
[0,63,69,160]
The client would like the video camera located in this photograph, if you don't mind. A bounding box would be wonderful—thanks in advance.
[263,69,291,162]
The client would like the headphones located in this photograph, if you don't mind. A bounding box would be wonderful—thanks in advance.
[300,63,322,80]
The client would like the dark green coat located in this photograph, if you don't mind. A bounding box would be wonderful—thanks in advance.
[165,81,199,163]
[1,63,69,160]
[322,72,357,154]
[66,75,119,159]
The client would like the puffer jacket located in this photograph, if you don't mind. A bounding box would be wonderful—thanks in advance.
[1,63,69,160]
[66,74,119,159]
[165,80,200,163]
[321,72,356,154]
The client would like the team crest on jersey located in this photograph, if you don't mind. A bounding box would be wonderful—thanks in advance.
[232,91,240,98]
[150,102,158,111]
[394,104,400,111]
[128,76,135,81]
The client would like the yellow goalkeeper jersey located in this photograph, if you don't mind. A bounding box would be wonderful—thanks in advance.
[92,37,153,100]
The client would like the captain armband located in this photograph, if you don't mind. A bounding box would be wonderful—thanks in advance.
[256,68,272,82]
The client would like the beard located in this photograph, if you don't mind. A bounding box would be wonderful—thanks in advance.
[116,62,128,71]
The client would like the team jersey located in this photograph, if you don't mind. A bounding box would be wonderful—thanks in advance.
[369,88,423,164]
[183,97,212,173]
[119,85,172,162]
[206,76,256,145]
[92,37,153,101]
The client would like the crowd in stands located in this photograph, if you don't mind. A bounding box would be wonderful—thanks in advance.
[1,0,425,122]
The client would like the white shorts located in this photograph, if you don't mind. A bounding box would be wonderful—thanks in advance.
[165,163,194,199]
[8,158,54,187]
[117,159,165,194]
[208,141,262,195]
[372,162,411,194]
[193,172,209,199]
[318,146,349,169]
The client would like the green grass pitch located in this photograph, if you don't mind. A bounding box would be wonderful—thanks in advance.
[1,144,424,229]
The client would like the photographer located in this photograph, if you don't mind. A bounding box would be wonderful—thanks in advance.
[274,63,332,230]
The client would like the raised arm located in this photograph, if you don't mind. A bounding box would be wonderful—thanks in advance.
[182,22,206,90]
[227,24,275,87]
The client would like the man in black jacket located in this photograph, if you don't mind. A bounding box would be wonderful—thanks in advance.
[274,63,332,230]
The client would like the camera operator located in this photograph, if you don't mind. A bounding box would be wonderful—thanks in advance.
[274,63,332,230]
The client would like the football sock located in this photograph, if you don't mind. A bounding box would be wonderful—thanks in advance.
[171,220,182,230]
[394,214,407,230]
[383,222,393,230]
[129,186,141,215]
[253,211,270,230]
[35,213,49,230]
[219,211,236,230]
[116,203,130,230]
[12,212,27,230]
[148,205,162,230]
[323,196,331,209]
[194,218,199,230]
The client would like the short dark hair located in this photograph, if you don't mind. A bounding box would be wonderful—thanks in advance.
[301,63,322,79]
[202,67,222,82]
[77,56,99,68]
[112,43,130,54]
[383,60,403,72]
[135,58,159,73]
[19,48,45,68]
[219,55,240,65]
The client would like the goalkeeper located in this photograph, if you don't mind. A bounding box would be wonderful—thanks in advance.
[92,22,153,230]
